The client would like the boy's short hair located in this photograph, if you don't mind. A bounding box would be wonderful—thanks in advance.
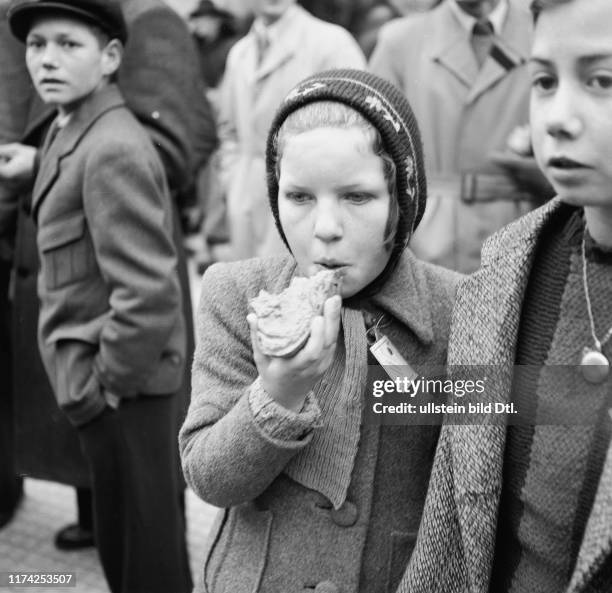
[8,0,128,44]
[530,0,574,21]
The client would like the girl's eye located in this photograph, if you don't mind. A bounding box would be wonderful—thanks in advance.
[587,74,612,91]
[26,40,43,49]
[344,192,374,204]
[285,191,313,204]
[531,73,557,94]
[61,40,79,48]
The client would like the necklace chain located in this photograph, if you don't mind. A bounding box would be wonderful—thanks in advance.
[581,234,612,352]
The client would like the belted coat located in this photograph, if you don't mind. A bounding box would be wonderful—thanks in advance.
[369,0,536,273]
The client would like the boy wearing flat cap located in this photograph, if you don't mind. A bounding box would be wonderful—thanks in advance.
[5,1,192,591]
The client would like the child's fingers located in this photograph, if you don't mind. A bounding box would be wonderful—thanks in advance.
[247,313,266,365]
[302,315,325,359]
[322,295,341,349]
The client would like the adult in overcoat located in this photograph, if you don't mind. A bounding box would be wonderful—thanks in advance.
[370,0,538,273]
[217,1,365,260]
[0,0,216,524]
[397,199,612,592]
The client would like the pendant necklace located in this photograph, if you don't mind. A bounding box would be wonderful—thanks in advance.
[580,234,612,384]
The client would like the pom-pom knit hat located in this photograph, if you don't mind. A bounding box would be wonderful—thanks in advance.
[266,68,427,297]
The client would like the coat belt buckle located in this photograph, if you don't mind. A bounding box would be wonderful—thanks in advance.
[460,173,478,204]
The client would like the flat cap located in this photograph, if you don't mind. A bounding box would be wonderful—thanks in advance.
[8,0,128,44]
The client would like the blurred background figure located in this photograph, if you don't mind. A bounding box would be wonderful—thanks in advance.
[188,0,250,91]
[370,0,551,273]
[186,0,251,273]
[353,0,442,58]
[213,0,366,262]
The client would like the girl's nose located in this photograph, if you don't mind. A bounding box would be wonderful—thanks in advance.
[313,200,343,242]
[545,83,583,139]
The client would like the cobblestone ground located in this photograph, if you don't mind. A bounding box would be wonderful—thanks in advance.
[0,478,218,593]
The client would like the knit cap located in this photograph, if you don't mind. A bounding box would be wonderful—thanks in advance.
[266,68,427,296]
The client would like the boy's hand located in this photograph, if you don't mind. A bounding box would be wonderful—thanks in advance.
[0,143,37,188]
[248,294,342,413]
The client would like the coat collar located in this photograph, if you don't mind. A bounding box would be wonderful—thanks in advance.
[444,199,559,591]
[449,197,612,591]
[245,4,310,82]
[31,85,125,219]
[370,249,435,346]
[424,0,531,104]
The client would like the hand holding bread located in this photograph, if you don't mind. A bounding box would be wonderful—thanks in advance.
[247,270,342,412]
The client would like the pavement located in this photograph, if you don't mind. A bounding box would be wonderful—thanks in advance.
[0,252,220,592]
[0,479,218,593]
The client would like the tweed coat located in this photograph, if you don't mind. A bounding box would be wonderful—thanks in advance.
[0,0,214,484]
[217,4,365,260]
[180,250,462,593]
[32,85,185,426]
[369,0,535,273]
[397,198,612,593]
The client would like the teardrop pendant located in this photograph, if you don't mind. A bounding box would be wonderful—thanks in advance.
[580,347,610,384]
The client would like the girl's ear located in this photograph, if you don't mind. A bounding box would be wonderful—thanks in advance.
[101,39,123,77]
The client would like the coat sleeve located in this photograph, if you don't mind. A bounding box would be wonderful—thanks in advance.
[82,137,181,397]
[179,262,316,508]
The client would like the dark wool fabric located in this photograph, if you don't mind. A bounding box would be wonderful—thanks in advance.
[265,68,427,299]
[491,207,612,593]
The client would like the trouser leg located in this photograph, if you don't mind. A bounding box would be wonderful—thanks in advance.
[76,486,93,531]
[0,262,22,521]
[78,396,191,593]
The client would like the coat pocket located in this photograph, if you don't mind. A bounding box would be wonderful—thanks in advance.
[207,506,273,593]
[386,530,417,593]
[38,212,95,290]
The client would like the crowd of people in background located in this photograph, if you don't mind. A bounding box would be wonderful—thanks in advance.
[0,0,610,592]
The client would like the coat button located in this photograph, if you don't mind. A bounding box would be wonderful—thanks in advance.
[330,500,358,527]
[314,581,339,593]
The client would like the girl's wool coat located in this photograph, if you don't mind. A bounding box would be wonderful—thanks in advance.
[180,251,462,593]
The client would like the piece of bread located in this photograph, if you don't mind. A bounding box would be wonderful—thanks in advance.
[249,269,342,357]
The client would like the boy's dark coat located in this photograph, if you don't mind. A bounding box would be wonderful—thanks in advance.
[3,0,215,485]
[34,84,185,425]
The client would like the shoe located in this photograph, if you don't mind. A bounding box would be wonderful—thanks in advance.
[54,523,95,550]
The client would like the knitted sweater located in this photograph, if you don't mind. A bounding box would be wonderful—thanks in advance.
[490,207,612,593]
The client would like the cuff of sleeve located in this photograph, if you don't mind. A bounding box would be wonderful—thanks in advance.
[63,391,108,428]
[32,149,41,179]
[249,377,321,441]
